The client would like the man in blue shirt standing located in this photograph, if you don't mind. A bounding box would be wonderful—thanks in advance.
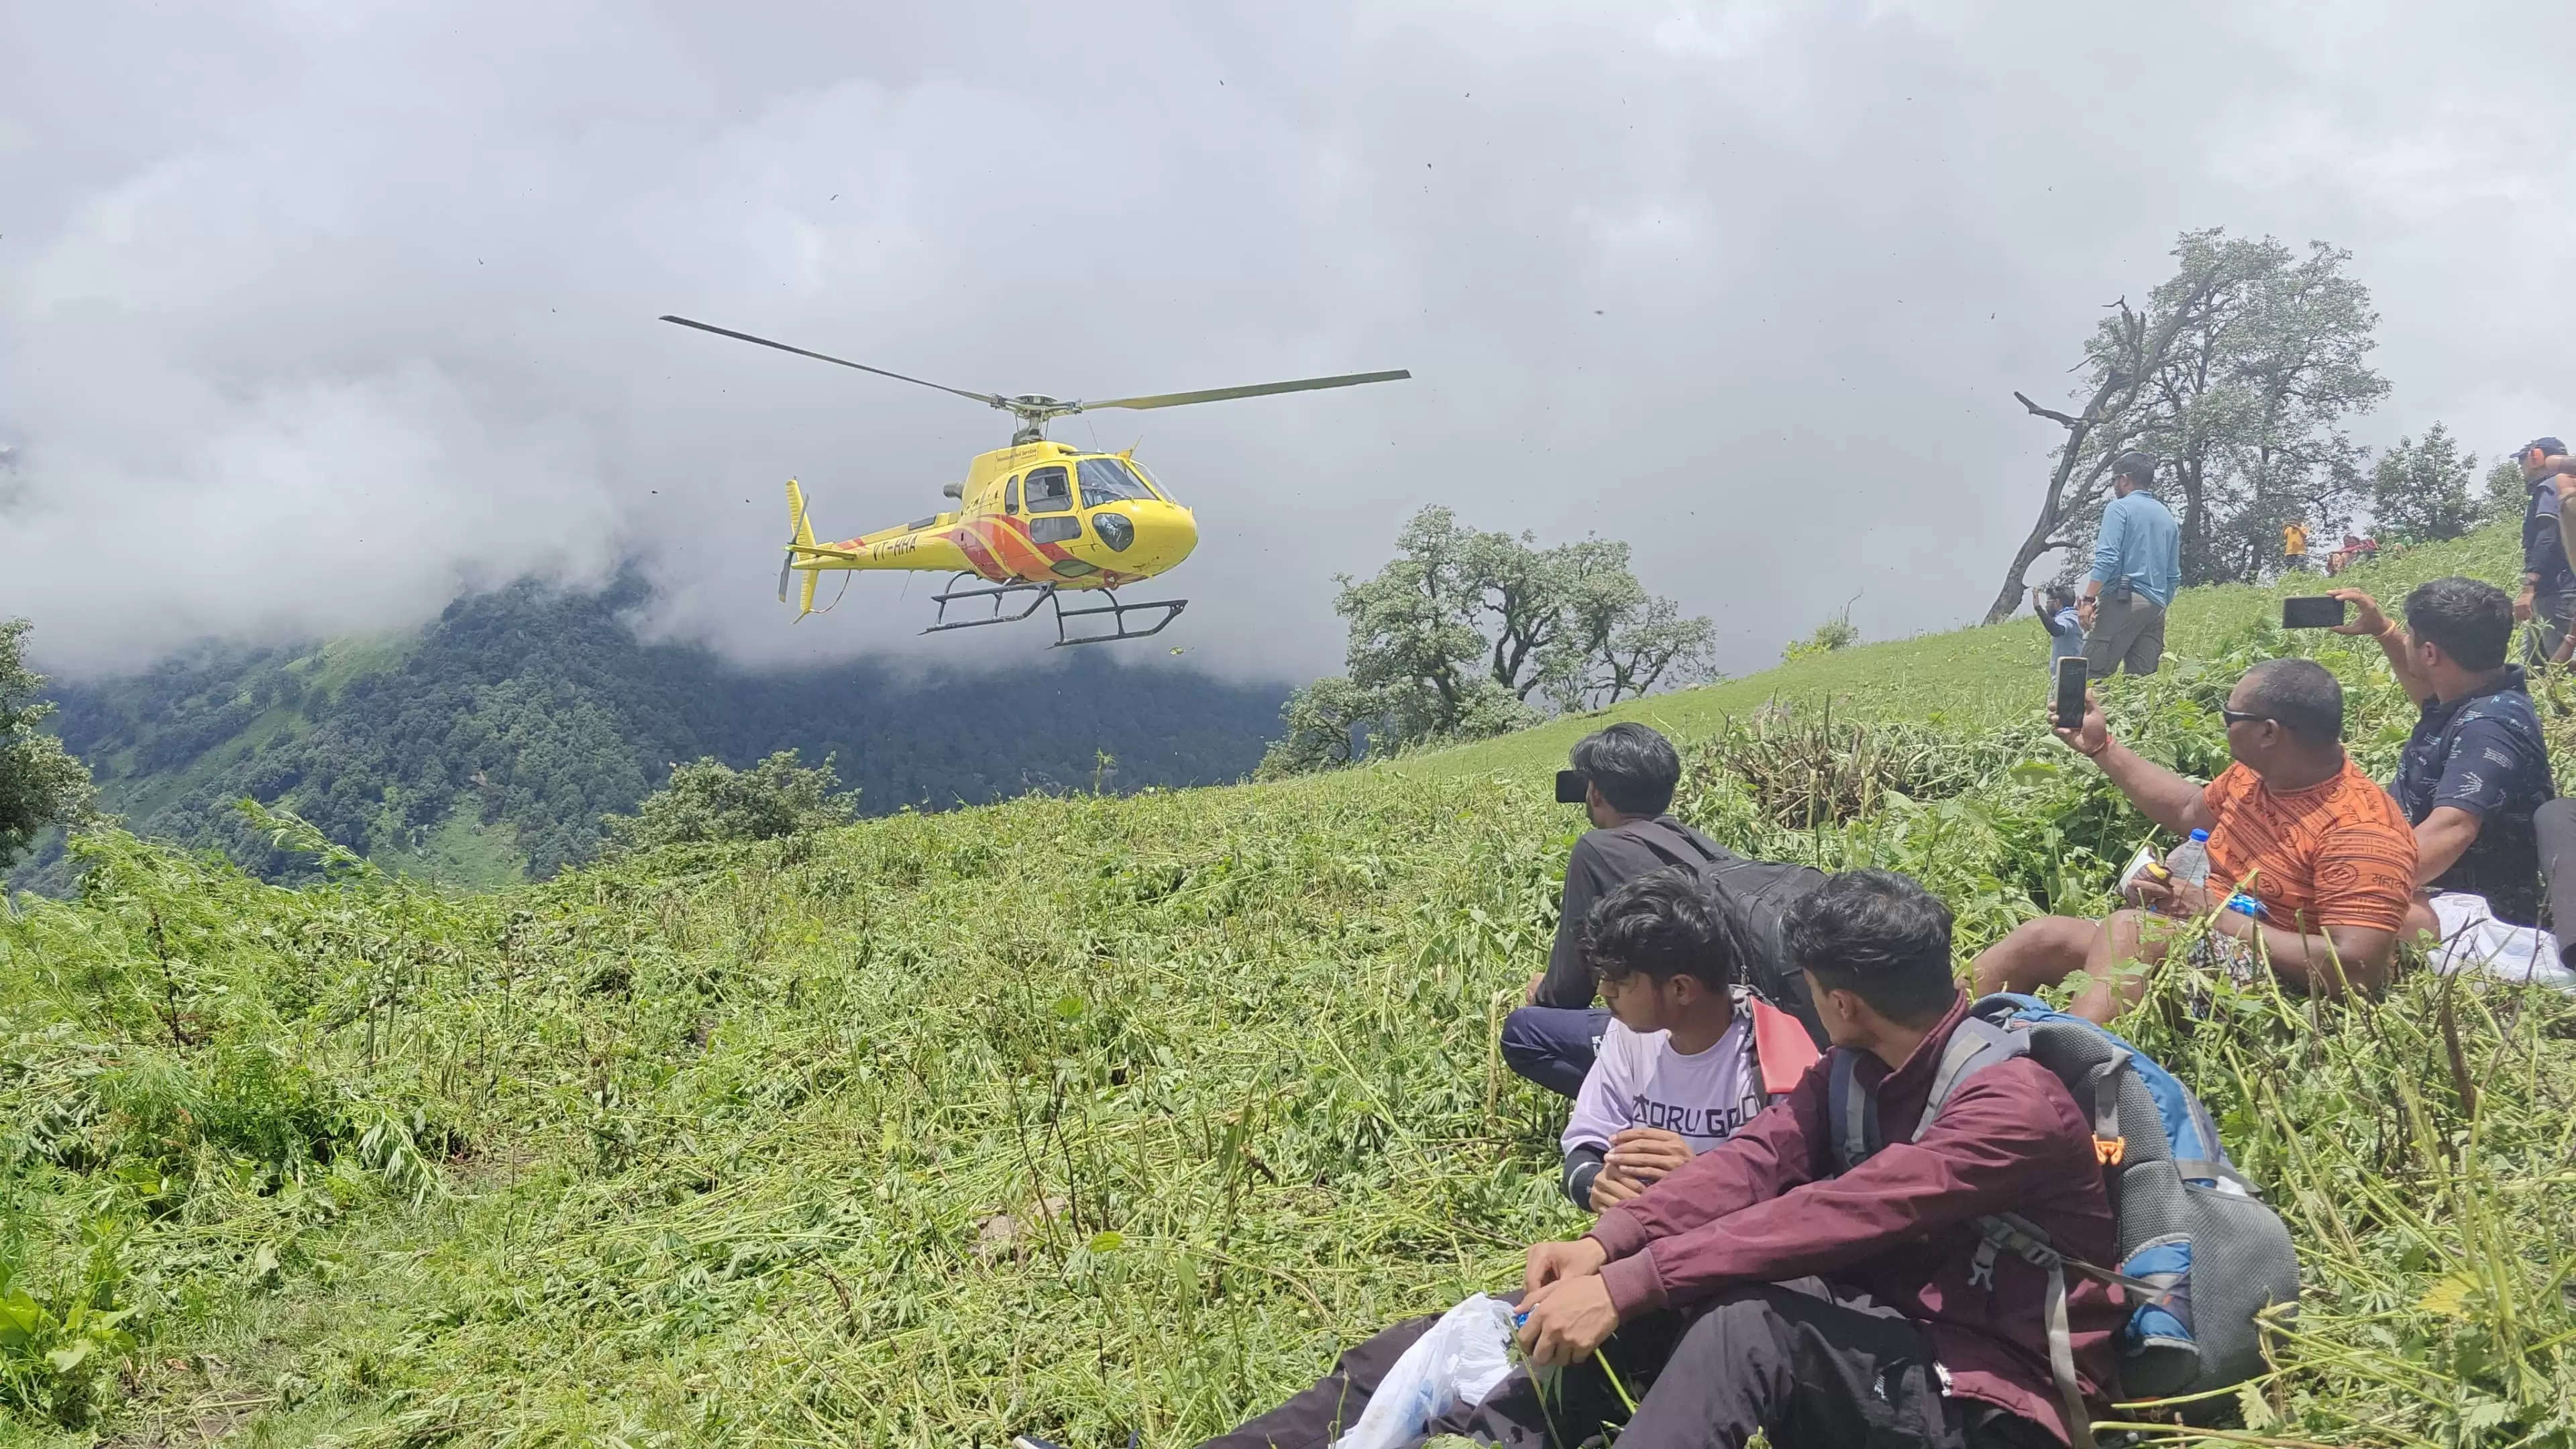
[2078,450,2182,679]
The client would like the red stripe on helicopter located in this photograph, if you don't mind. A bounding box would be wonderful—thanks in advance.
[951,525,1007,580]
[949,515,1145,588]
[956,516,1079,579]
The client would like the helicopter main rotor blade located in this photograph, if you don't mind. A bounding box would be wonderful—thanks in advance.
[660,315,1006,407]
[1077,369,1411,413]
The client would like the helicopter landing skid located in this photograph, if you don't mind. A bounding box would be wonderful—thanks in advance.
[923,576,1188,647]
[1051,590,1187,647]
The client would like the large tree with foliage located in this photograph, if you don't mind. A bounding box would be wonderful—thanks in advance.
[2369,423,2479,545]
[1,619,97,869]
[2483,457,2530,527]
[1987,230,2386,619]
[1260,507,1713,775]
[604,750,855,851]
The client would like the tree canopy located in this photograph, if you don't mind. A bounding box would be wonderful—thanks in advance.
[2368,423,2479,545]
[1990,229,2388,617]
[0,619,95,869]
[604,750,857,851]
[1262,506,1713,775]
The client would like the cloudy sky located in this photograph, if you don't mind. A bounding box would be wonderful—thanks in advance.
[5,0,2574,685]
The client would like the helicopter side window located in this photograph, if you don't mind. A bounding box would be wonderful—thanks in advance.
[1005,476,1021,515]
[1076,457,1150,504]
[1025,466,1073,514]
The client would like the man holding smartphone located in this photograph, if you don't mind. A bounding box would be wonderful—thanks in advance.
[1503,724,1731,1097]
[2332,580,2555,929]
[2078,451,2181,679]
[1973,658,2417,1022]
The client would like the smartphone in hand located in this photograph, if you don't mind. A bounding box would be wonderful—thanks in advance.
[2053,656,2088,732]
[1555,769,1589,804]
[2283,596,2347,629]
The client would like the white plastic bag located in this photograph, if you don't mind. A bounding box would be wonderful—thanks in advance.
[1330,1292,1521,1449]
[2426,893,2575,991]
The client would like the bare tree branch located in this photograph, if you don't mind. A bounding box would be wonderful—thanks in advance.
[2012,392,2085,428]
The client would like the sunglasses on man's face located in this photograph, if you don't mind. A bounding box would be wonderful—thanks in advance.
[2220,708,2273,729]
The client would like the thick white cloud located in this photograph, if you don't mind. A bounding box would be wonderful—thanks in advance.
[4,0,2573,679]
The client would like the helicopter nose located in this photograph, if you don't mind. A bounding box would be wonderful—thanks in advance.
[1091,501,1195,572]
[1142,502,1197,571]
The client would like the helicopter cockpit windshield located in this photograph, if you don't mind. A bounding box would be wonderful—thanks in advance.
[1077,457,1154,505]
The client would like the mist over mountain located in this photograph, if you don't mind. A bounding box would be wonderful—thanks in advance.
[8,574,1289,894]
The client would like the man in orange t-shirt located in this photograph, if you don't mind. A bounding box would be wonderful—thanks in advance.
[1974,657,2416,1022]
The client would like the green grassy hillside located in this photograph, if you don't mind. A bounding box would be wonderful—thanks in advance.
[1,524,2568,1447]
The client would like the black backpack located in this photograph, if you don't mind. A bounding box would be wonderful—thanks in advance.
[1617,820,1835,1050]
[1698,857,1833,1049]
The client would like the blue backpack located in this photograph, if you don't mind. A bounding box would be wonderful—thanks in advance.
[1827,995,2300,1449]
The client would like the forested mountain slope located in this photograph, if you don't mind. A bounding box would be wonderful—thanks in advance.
[10,576,1287,892]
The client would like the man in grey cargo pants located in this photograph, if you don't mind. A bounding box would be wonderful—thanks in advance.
[2080,451,2182,678]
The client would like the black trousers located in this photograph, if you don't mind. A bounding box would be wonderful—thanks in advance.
[2536,798,2576,963]
[1198,1283,2055,1449]
[1499,1006,1610,1098]
[2525,592,2576,666]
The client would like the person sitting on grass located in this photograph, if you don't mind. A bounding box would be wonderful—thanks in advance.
[1972,658,2417,1022]
[1183,870,2117,1449]
[1503,722,1731,1098]
[2330,579,2555,933]
[1559,867,1812,1214]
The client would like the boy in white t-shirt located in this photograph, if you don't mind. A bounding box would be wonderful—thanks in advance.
[1560,867,1813,1211]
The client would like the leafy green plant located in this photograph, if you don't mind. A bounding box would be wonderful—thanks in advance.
[0,1213,140,1425]
[1780,610,1860,665]
[604,749,857,851]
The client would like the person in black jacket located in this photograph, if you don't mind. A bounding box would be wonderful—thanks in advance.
[1501,723,1733,1097]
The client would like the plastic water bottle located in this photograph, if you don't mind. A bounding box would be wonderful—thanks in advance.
[2167,828,2212,888]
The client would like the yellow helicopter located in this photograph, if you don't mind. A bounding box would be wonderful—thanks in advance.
[661,315,1409,645]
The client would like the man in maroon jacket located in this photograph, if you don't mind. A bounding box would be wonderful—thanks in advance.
[1185,870,2120,1449]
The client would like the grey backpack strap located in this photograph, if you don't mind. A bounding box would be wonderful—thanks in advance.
[1827,1049,1878,1173]
[2173,1158,2264,1195]
[1909,1016,2027,1144]
[2037,1251,2098,1449]
[1970,1214,2097,1449]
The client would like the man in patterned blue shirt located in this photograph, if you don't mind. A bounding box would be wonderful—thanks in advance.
[2334,578,2557,928]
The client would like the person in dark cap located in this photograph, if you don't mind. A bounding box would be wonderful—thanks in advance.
[2077,450,2180,678]
[2513,436,2576,663]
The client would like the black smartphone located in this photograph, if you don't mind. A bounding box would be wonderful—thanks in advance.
[2282,596,2347,629]
[2053,657,2089,732]
[1555,769,1589,804]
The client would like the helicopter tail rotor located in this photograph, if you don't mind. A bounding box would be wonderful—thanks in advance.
[781,480,821,619]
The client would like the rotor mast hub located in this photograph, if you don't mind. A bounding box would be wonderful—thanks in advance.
[998,394,1081,445]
